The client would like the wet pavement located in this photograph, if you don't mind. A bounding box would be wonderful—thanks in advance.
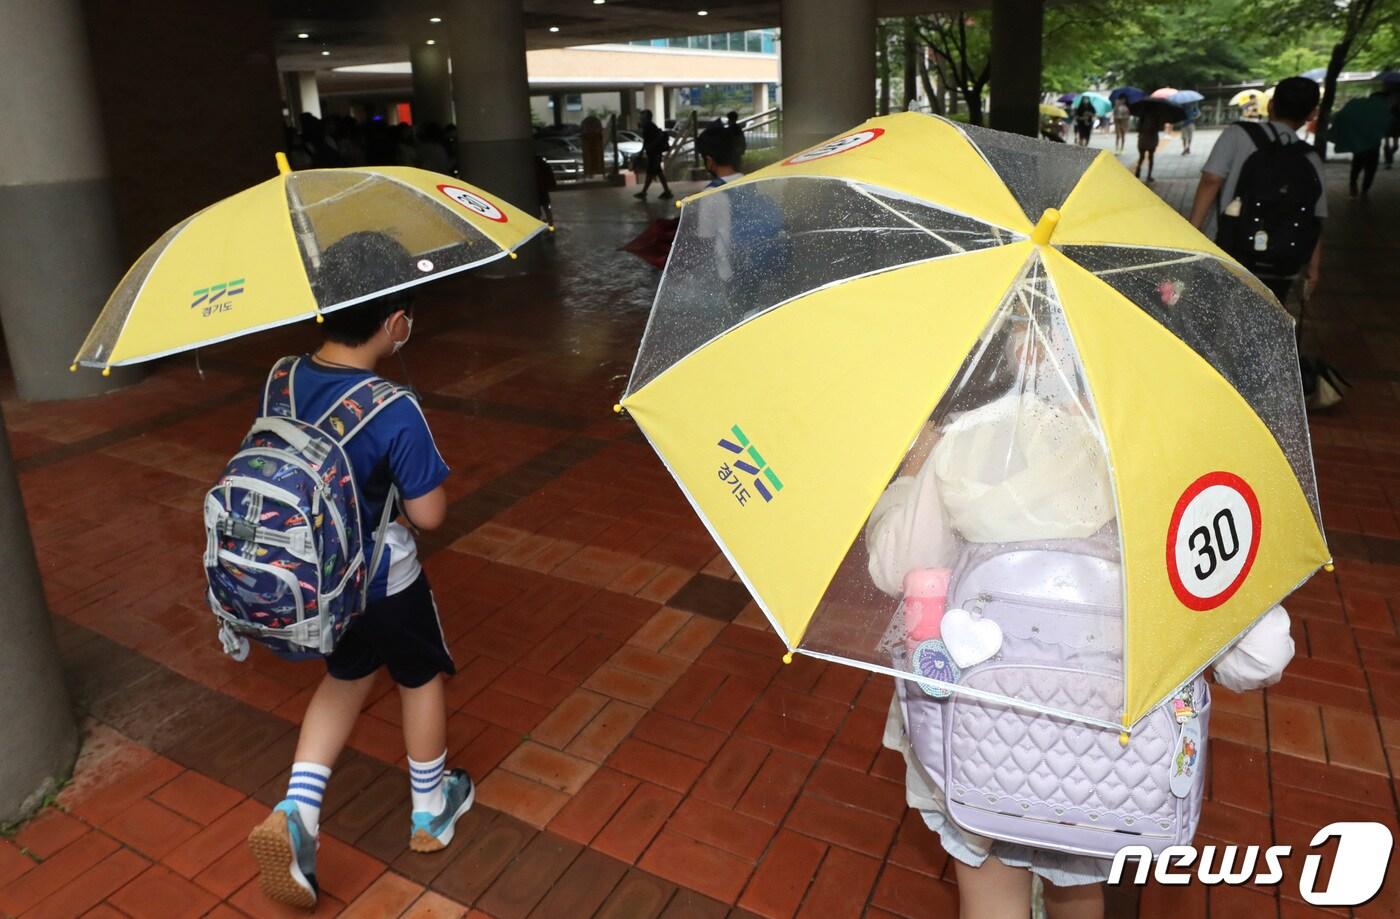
[1,140,1399,919]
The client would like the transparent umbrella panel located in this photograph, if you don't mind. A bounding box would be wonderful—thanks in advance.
[286,170,504,310]
[798,254,1130,727]
[626,176,1023,395]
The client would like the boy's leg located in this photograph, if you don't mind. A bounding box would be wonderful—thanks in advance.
[401,675,476,852]
[248,670,376,909]
[953,857,1032,919]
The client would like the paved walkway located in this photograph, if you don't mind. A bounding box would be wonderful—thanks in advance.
[1,136,1397,919]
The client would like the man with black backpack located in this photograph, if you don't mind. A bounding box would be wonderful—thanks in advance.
[1188,76,1326,304]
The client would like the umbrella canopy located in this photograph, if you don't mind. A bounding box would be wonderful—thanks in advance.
[1150,87,1180,99]
[1061,92,1112,116]
[1168,89,1205,107]
[1040,103,1068,118]
[620,112,1328,733]
[1229,88,1269,109]
[1129,97,1188,124]
[73,157,546,372]
[1379,70,1400,85]
[1109,87,1146,105]
[1331,95,1392,153]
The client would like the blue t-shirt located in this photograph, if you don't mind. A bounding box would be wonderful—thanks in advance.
[280,357,450,598]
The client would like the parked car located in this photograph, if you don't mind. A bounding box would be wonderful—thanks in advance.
[534,136,583,181]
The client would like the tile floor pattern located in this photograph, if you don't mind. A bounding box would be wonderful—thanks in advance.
[1,138,1399,918]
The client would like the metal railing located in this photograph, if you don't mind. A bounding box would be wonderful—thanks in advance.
[662,107,782,172]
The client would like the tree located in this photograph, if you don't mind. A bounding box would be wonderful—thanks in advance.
[916,12,993,125]
[1257,0,1395,156]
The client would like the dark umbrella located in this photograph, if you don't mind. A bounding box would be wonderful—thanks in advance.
[1109,86,1146,105]
[1129,97,1188,124]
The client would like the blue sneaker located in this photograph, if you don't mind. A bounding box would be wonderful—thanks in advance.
[247,800,318,909]
[409,769,475,852]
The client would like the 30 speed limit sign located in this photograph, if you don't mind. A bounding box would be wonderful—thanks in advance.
[1166,472,1261,611]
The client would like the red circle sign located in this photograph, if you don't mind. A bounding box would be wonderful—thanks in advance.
[783,128,885,166]
[1166,471,1262,611]
[437,184,508,222]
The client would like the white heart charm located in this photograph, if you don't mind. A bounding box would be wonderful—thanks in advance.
[941,607,1003,669]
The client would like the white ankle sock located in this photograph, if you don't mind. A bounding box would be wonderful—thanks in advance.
[409,750,447,814]
[286,762,332,836]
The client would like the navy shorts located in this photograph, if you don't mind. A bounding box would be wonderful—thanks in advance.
[325,572,455,688]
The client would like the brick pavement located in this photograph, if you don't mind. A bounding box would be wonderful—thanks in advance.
[1,141,1397,918]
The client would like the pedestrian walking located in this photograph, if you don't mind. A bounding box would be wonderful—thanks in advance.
[1134,107,1160,182]
[1112,96,1131,152]
[633,109,673,201]
[1073,97,1095,146]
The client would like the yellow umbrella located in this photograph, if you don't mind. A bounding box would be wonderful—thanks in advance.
[1040,103,1068,118]
[73,155,545,372]
[621,112,1329,733]
[1229,88,1270,111]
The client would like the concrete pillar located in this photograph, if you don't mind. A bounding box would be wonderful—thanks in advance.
[752,82,768,113]
[619,88,635,129]
[297,71,322,120]
[410,42,453,127]
[0,0,136,400]
[780,0,876,153]
[643,82,666,121]
[0,400,77,823]
[550,92,565,127]
[446,0,537,233]
[666,87,680,122]
[988,0,1044,136]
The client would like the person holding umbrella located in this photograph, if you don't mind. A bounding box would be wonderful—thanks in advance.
[1073,96,1096,146]
[1134,104,1161,182]
[1332,92,1391,196]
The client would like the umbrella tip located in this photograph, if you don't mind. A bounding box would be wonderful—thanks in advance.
[1118,731,1129,746]
[612,403,622,414]
[509,251,519,260]
[275,151,291,176]
[548,224,556,233]
[69,363,77,373]
[674,199,683,209]
[782,651,794,665]
[1324,562,1335,572]
[1031,208,1061,246]
[102,366,112,377]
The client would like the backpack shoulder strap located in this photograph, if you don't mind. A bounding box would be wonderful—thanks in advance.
[313,375,414,447]
[263,356,301,419]
[1236,120,1272,150]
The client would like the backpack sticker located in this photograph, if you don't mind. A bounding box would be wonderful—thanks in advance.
[1170,717,1203,797]
[1166,471,1261,611]
[913,638,961,698]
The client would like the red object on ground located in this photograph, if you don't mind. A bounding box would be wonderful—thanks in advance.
[621,217,679,269]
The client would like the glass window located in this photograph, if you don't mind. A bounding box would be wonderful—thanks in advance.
[761,30,776,54]
[728,32,745,51]
[746,31,762,52]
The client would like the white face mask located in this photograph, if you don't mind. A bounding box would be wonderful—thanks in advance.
[385,314,413,353]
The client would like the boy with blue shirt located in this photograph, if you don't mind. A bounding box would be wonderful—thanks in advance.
[246,233,472,910]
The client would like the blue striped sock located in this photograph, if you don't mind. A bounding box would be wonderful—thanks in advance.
[408,751,447,815]
[286,762,331,836]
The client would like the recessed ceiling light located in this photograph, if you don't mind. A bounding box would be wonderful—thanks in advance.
[697,9,709,15]
[297,32,310,38]
[429,17,442,23]
[593,0,605,4]
[425,39,436,45]
[549,25,560,32]
[320,50,330,56]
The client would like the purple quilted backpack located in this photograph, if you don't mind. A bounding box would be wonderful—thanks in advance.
[898,539,1210,859]
[202,356,408,660]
